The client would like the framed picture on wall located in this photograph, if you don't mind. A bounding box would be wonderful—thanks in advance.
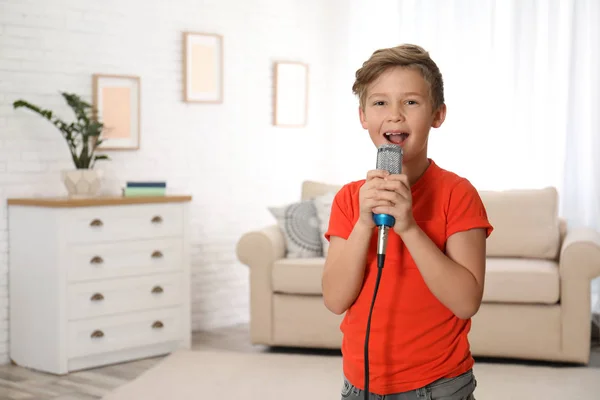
[92,74,141,150]
[273,61,308,127]
[183,32,223,103]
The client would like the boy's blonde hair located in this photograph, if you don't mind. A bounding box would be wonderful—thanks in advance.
[352,44,444,112]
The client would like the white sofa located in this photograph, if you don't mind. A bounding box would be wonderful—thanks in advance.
[236,181,600,364]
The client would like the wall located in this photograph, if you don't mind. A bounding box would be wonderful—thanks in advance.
[0,0,344,364]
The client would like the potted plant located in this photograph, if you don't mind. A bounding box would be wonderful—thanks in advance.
[13,92,110,197]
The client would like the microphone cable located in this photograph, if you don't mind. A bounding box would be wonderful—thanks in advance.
[363,225,389,400]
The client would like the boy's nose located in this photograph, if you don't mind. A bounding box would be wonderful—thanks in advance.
[387,108,405,122]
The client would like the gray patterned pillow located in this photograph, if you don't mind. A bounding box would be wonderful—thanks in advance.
[269,199,322,258]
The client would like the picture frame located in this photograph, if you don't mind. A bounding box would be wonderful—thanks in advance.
[92,74,141,150]
[183,32,223,103]
[273,61,308,127]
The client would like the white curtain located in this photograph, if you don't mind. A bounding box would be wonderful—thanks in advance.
[342,0,600,320]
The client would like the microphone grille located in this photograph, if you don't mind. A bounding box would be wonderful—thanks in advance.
[376,144,403,175]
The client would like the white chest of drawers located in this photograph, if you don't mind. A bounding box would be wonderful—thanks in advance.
[7,195,192,375]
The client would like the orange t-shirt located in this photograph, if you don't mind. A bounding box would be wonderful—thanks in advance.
[324,159,493,395]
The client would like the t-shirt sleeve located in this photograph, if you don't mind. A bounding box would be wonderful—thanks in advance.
[324,185,355,241]
[447,179,494,239]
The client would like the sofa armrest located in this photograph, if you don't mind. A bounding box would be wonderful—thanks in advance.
[559,227,600,280]
[236,224,286,268]
[236,224,286,344]
[558,226,600,363]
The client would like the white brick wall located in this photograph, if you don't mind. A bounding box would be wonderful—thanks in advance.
[0,0,345,365]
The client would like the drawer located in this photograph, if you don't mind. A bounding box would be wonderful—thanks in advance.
[66,238,183,282]
[68,306,183,358]
[63,203,184,243]
[68,273,184,320]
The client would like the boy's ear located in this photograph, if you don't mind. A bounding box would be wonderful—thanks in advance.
[359,106,368,129]
[431,103,447,128]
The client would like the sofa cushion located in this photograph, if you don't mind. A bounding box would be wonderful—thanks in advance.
[480,187,560,259]
[483,258,559,304]
[313,192,336,256]
[272,256,560,305]
[272,258,324,295]
[303,181,562,260]
[301,181,341,201]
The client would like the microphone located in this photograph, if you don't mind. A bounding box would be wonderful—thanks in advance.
[364,143,403,400]
[372,143,403,269]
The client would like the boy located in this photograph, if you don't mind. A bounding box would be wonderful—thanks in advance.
[322,44,493,399]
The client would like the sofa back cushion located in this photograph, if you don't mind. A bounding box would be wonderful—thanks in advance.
[480,187,560,259]
[301,181,342,201]
[301,181,561,260]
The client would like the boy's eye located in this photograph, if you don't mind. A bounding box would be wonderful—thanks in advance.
[406,100,418,105]
[373,101,385,106]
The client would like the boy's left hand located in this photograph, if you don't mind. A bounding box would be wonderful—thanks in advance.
[371,174,416,235]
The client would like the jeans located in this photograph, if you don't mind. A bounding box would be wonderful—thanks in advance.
[341,369,476,400]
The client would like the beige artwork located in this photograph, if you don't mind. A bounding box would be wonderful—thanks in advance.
[101,87,131,139]
[191,44,216,94]
[183,32,222,103]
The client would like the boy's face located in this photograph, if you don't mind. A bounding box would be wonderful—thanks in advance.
[359,66,446,164]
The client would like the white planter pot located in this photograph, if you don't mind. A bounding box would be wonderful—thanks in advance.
[61,169,103,198]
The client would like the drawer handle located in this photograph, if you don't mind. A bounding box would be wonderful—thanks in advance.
[90,256,104,265]
[89,219,103,227]
[90,330,104,338]
[151,286,164,294]
[151,215,163,224]
[90,293,104,301]
[151,250,163,259]
[152,321,164,329]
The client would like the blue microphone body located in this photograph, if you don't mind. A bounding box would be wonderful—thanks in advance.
[372,213,395,228]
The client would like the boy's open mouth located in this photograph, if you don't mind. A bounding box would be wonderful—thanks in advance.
[384,132,409,145]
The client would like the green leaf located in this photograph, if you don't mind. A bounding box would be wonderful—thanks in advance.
[91,154,110,168]
[87,121,103,136]
[13,100,54,120]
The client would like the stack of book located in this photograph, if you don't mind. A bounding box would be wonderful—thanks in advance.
[123,181,167,197]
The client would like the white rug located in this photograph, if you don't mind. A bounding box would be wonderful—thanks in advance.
[102,349,600,400]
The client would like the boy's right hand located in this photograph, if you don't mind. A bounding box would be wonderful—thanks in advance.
[358,169,391,228]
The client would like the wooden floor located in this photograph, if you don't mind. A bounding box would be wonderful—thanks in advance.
[1,323,599,400]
